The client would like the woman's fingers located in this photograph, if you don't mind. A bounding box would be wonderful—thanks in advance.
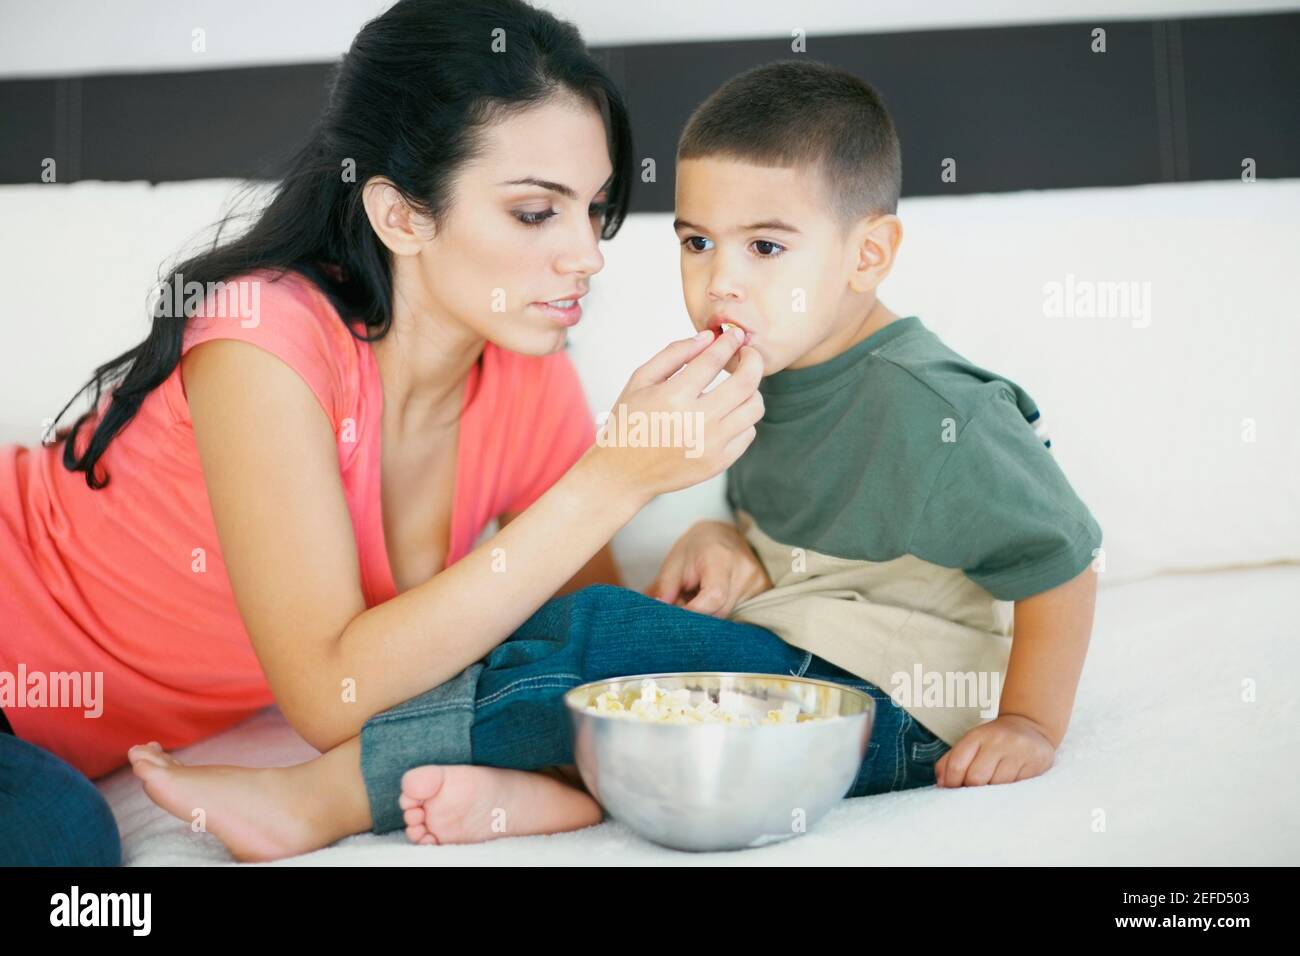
[595,330,758,501]
[705,389,766,466]
[719,387,765,437]
[672,326,748,396]
[721,425,758,463]
[705,346,764,415]
[627,329,717,391]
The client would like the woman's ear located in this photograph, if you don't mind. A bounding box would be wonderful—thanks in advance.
[848,213,903,294]
[362,176,430,256]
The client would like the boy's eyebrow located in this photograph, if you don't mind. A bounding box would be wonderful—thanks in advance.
[673,217,802,235]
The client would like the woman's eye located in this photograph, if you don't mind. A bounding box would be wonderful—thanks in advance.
[751,240,785,257]
[516,208,557,226]
[683,236,713,253]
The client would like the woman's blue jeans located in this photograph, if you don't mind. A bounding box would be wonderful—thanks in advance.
[360,584,951,834]
[0,727,123,865]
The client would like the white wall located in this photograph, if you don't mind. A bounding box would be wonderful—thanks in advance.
[0,0,1291,79]
[2,177,1297,588]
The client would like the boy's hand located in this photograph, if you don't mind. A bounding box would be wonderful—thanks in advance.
[934,714,1056,787]
[647,520,773,617]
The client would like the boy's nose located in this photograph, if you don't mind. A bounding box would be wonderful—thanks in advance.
[706,271,745,303]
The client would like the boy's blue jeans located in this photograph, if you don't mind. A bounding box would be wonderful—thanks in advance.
[360,584,951,834]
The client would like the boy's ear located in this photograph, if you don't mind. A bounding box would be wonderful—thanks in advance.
[848,213,903,294]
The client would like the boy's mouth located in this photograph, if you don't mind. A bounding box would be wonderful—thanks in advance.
[707,315,753,344]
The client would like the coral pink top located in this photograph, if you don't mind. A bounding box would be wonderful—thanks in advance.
[0,269,595,778]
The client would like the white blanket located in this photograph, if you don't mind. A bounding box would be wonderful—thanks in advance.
[97,564,1300,866]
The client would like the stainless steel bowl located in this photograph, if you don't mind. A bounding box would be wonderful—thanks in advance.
[565,672,875,852]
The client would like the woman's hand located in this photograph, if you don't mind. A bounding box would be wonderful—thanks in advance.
[584,328,763,504]
[647,519,774,618]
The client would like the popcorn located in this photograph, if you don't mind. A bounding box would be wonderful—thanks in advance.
[586,679,819,726]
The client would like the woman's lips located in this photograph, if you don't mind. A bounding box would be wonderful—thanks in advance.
[532,298,583,327]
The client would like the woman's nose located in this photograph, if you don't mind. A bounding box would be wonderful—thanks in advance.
[555,219,605,277]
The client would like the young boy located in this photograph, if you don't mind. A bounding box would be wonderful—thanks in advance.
[667,59,1101,786]
[128,61,1100,858]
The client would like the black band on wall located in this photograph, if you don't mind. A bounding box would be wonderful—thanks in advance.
[1,11,1296,206]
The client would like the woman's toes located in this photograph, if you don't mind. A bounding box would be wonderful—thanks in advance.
[128,745,168,770]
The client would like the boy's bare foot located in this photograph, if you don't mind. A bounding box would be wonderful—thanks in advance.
[399,764,603,845]
[127,741,335,862]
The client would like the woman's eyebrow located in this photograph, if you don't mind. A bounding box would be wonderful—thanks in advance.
[500,175,613,200]
[499,177,577,199]
[501,174,613,199]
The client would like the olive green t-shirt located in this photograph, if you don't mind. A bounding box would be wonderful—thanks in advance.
[724,315,1102,745]
[727,315,1101,602]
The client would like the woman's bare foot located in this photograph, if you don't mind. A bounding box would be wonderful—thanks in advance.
[127,741,344,862]
[399,764,603,845]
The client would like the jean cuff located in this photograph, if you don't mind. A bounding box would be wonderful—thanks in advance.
[359,662,484,834]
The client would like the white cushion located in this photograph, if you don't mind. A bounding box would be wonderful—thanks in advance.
[570,180,1300,586]
[2,178,1297,588]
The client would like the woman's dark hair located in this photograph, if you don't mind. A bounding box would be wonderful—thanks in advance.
[52,0,633,488]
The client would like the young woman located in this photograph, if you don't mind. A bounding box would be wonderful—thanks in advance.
[0,0,768,865]
[3,0,950,865]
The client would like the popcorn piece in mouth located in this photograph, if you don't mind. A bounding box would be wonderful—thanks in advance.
[586,678,819,726]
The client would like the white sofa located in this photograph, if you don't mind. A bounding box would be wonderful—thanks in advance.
[2,177,1297,865]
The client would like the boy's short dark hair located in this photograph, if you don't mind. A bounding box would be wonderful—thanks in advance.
[677,60,902,225]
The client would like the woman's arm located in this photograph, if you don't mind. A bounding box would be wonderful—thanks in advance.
[185,328,759,752]
[499,512,624,594]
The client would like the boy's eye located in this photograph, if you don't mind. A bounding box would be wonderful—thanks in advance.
[751,239,785,257]
[682,236,713,253]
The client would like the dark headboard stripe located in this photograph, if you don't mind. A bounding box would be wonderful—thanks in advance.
[1,11,1296,209]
